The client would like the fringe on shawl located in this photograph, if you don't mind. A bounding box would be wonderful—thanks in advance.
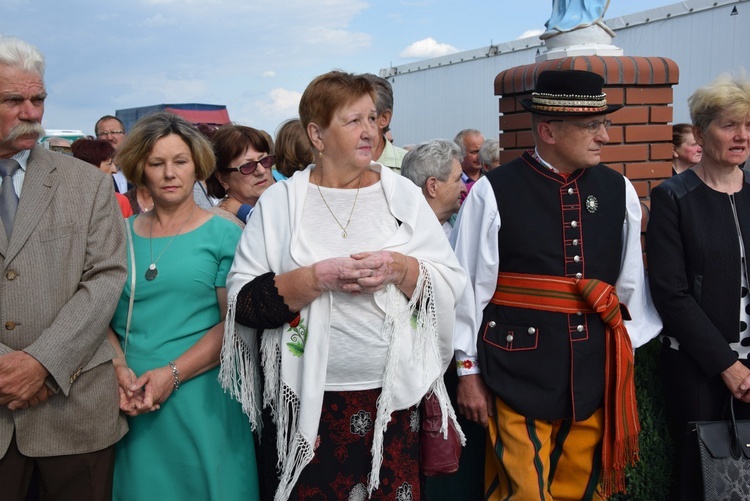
[271,385,314,501]
[220,291,315,500]
[367,261,464,496]
[258,318,317,500]
[221,264,463,499]
[218,292,262,433]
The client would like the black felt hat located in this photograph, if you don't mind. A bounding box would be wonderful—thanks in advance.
[521,70,622,116]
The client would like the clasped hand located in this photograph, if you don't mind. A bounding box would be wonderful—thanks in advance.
[313,251,407,294]
[115,364,175,416]
[0,351,52,410]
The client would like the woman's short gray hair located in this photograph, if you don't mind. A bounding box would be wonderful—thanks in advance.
[479,138,500,169]
[401,139,462,188]
[0,37,45,77]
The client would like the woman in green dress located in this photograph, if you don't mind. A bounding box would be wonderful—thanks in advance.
[107,112,259,500]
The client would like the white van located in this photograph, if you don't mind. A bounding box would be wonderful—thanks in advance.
[41,129,86,143]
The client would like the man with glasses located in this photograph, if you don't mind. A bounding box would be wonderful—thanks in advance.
[451,70,661,500]
[94,115,130,193]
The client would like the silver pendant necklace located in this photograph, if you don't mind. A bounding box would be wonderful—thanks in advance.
[145,204,197,281]
[315,167,364,239]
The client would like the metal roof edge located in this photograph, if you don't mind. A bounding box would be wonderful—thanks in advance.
[379,0,746,78]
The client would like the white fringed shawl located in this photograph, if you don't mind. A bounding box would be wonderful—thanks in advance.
[220,163,466,500]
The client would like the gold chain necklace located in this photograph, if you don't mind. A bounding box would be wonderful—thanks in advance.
[315,167,364,239]
[145,204,197,281]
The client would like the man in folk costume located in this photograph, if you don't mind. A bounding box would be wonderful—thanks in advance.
[451,70,662,500]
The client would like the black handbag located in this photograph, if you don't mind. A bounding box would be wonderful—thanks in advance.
[693,396,750,500]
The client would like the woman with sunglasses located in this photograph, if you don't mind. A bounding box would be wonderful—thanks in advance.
[220,71,466,500]
[206,124,276,223]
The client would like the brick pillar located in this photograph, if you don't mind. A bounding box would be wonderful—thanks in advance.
[495,57,679,209]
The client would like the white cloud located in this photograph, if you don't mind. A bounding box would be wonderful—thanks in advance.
[304,27,372,52]
[262,71,276,78]
[399,37,459,59]
[142,13,178,27]
[518,29,544,39]
[263,88,302,117]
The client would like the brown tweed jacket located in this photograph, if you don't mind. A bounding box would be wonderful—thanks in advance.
[0,145,128,457]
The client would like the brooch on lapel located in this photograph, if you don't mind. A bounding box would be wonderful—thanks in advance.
[585,195,598,213]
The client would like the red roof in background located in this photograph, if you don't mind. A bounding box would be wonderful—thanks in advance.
[165,107,230,125]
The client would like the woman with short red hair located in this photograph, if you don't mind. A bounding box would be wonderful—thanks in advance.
[71,137,133,217]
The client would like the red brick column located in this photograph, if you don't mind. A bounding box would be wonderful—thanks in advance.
[495,57,679,208]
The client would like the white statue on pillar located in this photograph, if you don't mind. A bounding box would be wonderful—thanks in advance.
[537,0,623,61]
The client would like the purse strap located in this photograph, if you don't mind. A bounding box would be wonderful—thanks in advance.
[729,395,743,459]
[124,217,136,356]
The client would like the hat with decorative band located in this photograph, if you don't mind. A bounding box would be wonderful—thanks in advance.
[521,70,622,116]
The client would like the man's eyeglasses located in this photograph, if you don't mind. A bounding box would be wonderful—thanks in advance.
[96,130,125,138]
[547,119,612,134]
[226,155,275,175]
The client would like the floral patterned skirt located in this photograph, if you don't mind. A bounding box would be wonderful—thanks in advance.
[292,388,421,501]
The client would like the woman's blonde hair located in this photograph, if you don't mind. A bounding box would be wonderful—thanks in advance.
[689,72,750,132]
[116,112,216,187]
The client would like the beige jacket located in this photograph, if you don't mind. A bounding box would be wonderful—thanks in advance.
[0,146,127,457]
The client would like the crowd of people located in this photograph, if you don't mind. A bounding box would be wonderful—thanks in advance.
[2,34,750,501]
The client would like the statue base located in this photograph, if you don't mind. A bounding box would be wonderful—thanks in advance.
[538,23,622,61]
[537,43,623,61]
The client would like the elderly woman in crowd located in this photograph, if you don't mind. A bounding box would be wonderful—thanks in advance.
[205,124,275,224]
[478,137,501,172]
[647,74,750,499]
[672,122,703,175]
[402,141,486,499]
[220,71,466,501]
[71,137,133,217]
[107,112,259,500]
[274,118,315,178]
[401,139,466,237]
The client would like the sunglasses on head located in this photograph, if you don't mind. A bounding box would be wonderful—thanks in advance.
[226,155,275,175]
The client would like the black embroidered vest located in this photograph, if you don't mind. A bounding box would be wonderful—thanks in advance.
[478,152,625,421]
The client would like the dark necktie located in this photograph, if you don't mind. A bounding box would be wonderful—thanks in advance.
[0,158,21,239]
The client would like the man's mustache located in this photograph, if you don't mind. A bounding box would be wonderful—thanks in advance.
[7,122,45,142]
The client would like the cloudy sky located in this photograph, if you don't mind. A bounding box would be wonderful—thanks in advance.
[2,0,668,137]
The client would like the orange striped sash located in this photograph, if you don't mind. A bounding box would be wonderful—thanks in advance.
[491,272,639,498]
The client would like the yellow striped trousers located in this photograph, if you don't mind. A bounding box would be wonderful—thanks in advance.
[485,397,604,501]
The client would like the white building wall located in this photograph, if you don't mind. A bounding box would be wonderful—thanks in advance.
[382,0,750,147]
